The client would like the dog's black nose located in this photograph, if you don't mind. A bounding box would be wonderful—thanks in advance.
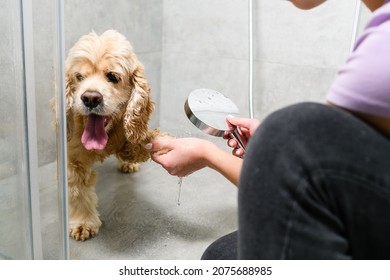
[81,91,103,109]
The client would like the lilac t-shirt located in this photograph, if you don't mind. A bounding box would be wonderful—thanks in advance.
[326,1,390,119]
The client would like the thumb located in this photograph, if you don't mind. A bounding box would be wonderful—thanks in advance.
[226,115,252,129]
[145,138,174,152]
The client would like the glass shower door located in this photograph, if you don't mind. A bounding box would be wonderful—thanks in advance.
[0,0,42,259]
[0,0,69,260]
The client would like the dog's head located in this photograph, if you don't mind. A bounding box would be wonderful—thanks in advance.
[65,30,154,150]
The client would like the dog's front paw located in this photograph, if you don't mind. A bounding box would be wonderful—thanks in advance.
[69,223,100,241]
[118,162,139,173]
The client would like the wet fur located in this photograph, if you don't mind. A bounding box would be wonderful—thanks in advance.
[52,30,160,240]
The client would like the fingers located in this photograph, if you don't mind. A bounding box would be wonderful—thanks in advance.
[226,115,253,129]
[224,135,244,157]
[145,138,173,153]
[228,138,237,148]
[232,148,244,158]
[225,137,243,158]
[150,150,168,165]
[227,115,261,129]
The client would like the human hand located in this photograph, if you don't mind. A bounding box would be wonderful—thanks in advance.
[223,116,260,157]
[146,137,213,177]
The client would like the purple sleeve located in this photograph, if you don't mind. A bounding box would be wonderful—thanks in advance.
[326,3,390,119]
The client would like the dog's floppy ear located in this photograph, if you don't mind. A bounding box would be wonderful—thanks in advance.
[65,73,75,142]
[124,65,155,143]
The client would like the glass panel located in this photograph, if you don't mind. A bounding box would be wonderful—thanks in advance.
[0,0,33,260]
[33,0,69,259]
[0,0,69,260]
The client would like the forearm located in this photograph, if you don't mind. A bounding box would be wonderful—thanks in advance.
[203,141,243,186]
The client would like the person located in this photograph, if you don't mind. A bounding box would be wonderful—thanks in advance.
[146,0,390,259]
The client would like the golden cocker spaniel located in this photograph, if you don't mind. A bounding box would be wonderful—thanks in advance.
[55,30,161,240]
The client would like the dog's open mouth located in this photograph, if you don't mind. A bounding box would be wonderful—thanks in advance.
[81,114,110,151]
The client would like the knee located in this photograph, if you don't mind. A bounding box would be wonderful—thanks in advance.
[201,232,238,260]
[263,102,330,133]
[251,102,334,148]
[243,102,339,174]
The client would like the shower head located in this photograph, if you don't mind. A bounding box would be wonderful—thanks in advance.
[184,88,247,152]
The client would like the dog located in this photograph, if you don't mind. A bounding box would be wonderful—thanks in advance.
[52,30,161,241]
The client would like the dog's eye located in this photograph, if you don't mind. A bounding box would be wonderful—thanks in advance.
[75,73,84,82]
[106,72,120,84]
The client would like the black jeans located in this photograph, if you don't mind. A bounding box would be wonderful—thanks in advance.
[202,102,390,259]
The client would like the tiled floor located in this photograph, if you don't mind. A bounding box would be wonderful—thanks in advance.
[38,141,238,259]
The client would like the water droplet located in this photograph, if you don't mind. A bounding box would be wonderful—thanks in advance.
[177,176,183,206]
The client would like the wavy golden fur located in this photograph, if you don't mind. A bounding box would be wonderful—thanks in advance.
[55,30,161,240]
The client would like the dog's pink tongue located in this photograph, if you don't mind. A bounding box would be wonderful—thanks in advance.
[81,114,108,151]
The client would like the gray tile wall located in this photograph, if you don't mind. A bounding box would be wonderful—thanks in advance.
[160,0,250,136]
[159,0,369,131]
[252,0,361,118]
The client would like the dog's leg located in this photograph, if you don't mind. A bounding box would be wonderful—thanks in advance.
[116,129,173,173]
[67,160,102,241]
[116,157,140,173]
[115,139,151,174]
